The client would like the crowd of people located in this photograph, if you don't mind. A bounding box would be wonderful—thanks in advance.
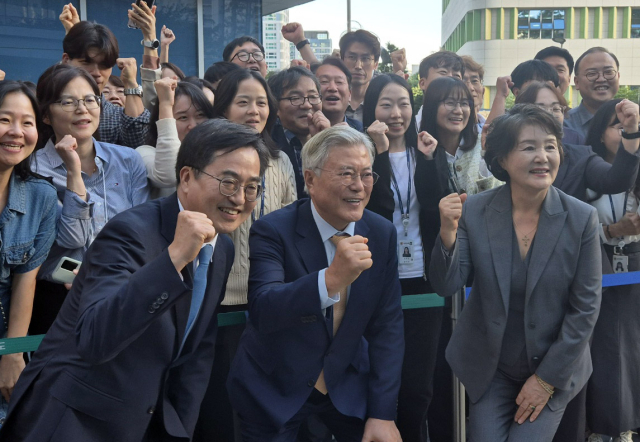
[0,2,635,442]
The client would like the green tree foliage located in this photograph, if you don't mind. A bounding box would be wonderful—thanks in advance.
[378,42,400,73]
[614,85,640,104]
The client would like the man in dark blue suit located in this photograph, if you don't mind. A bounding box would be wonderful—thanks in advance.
[0,120,270,442]
[228,126,404,441]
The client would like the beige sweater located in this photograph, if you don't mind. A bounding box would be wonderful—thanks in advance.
[223,151,297,305]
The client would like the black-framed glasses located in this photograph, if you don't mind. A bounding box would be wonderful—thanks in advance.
[584,68,617,82]
[344,54,375,67]
[231,51,265,62]
[315,168,379,187]
[194,168,262,202]
[55,95,101,112]
[441,99,472,111]
[278,95,322,106]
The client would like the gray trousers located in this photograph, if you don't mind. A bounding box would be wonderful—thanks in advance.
[469,369,566,442]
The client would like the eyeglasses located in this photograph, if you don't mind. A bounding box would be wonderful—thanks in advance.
[194,168,263,202]
[231,51,264,62]
[344,54,375,67]
[441,99,472,111]
[278,95,322,106]
[584,68,618,82]
[315,168,379,187]
[55,95,101,112]
[536,104,566,115]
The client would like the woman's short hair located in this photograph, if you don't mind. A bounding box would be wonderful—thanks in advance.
[161,62,186,80]
[585,99,623,161]
[362,74,418,149]
[515,81,569,110]
[0,81,42,179]
[36,64,100,149]
[420,76,477,151]
[212,69,279,160]
[485,104,564,182]
[204,61,242,87]
[107,75,124,88]
[146,81,214,146]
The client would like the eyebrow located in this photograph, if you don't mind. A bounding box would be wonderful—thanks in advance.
[219,169,261,182]
[236,94,267,99]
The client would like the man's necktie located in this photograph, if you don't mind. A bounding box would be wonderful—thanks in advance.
[179,244,213,354]
[315,234,350,395]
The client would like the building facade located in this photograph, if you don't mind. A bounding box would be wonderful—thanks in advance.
[290,30,332,61]
[263,10,291,71]
[442,1,640,109]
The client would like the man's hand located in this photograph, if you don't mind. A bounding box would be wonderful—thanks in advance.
[362,418,402,442]
[55,135,81,173]
[117,58,139,89]
[439,193,467,250]
[59,3,80,34]
[168,211,217,273]
[281,22,305,45]
[325,236,373,294]
[0,69,5,82]
[366,120,390,154]
[610,212,640,237]
[514,375,553,424]
[417,131,437,159]
[390,48,407,74]
[308,110,330,137]
[0,353,26,402]
[129,1,157,41]
[160,25,176,47]
[496,75,514,99]
[616,99,640,134]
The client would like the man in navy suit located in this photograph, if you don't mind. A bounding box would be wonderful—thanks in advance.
[0,120,269,442]
[228,126,404,441]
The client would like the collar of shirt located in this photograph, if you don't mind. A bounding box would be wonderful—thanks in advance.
[346,101,364,113]
[444,141,465,164]
[310,199,355,243]
[177,196,218,259]
[42,137,110,170]
[570,102,594,126]
[3,172,26,215]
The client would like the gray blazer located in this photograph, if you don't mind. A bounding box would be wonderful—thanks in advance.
[429,184,602,410]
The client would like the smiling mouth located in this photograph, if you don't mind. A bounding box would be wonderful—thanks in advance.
[0,143,22,151]
[594,85,610,91]
[219,207,240,215]
[530,168,549,175]
[325,96,340,102]
[388,122,403,128]
[73,119,92,125]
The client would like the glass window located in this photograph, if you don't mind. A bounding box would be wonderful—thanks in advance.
[632,9,640,38]
[518,9,565,39]
[265,23,276,31]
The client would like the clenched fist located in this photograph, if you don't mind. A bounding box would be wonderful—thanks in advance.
[325,236,373,294]
[168,211,217,273]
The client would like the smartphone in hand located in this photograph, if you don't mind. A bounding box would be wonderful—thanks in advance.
[127,0,156,29]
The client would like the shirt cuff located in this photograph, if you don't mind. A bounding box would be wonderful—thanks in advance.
[142,54,160,70]
[318,269,340,310]
[62,189,93,218]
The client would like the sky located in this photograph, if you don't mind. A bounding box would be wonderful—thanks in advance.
[288,0,442,71]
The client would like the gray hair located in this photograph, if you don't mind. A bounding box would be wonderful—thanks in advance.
[301,126,375,188]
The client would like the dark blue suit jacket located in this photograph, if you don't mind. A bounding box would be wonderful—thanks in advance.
[227,199,404,429]
[1,193,234,442]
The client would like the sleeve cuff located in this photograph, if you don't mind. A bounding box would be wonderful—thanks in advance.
[142,55,160,71]
[62,190,94,218]
[318,268,340,309]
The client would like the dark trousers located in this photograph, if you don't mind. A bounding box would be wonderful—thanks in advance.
[396,278,444,442]
[552,385,587,442]
[28,280,69,336]
[239,390,365,442]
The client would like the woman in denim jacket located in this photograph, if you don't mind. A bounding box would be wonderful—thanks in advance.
[0,81,58,421]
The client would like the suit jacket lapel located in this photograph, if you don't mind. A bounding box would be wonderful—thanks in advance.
[552,152,569,189]
[526,187,567,304]
[295,200,329,273]
[485,185,513,314]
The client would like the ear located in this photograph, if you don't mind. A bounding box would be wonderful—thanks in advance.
[573,75,581,92]
[42,113,51,126]
[372,60,379,71]
[61,53,71,64]
[512,87,520,97]
[177,166,193,194]
[303,168,316,194]
[419,77,427,92]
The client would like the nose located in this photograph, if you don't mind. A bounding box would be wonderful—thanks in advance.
[300,98,313,110]
[227,186,246,206]
[390,104,402,118]
[248,102,259,115]
[75,99,89,113]
[6,121,21,137]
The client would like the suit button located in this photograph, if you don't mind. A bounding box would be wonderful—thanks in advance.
[307,379,315,387]
[532,356,540,362]
[147,406,155,414]
[148,306,155,314]
[528,323,536,329]
[161,292,169,300]
[157,298,165,305]
[152,303,160,309]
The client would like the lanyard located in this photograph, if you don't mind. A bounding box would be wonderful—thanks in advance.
[251,176,266,224]
[390,147,412,236]
[608,191,630,224]
[446,160,460,194]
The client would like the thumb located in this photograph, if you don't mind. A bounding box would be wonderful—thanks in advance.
[460,193,468,204]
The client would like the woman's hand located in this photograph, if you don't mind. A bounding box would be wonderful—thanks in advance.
[160,25,176,47]
[495,75,514,99]
[55,135,81,173]
[616,99,640,134]
[417,130,437,159]
[129,1,157,42]
[367,120,390,154]
[439,193,467,250]
[155,77,178,107]
[514,375,553,424]
[0,353,25,402]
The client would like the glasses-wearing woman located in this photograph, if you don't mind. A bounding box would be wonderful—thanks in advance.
[515,82,639,203]
[137,79,214,199]
[195,69,296,441]
[432,104,601,442]
[29,64,150,335]
[583,99,640,442]
[0,81,57,423]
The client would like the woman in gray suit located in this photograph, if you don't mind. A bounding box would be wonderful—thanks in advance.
[430,104,602,442]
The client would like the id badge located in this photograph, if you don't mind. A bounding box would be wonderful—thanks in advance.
[398,240,414,265]
[613,254,629,273]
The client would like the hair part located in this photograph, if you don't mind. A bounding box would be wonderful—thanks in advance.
[161,62,186,80]
[484,104,564,182]
[574,46,619,75]
[515,81,569,110]
[267,66,320,100]
[534,46,575,76]
[317,57,353,88]
[339,29,381,61]
[419,51,465,79]
[510,60,559,92]
[63,21,119,68]
[222,36,265,62]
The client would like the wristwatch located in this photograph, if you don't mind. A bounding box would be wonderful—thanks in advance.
[621,128,640,140]
[141,39,160,49]
[296,39,310,50]
[124,86,143,97]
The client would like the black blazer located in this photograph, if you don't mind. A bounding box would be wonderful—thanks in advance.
[272,121,307,199]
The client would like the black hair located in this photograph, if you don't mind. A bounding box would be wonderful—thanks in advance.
[161,62,186,80]
[36,64,100,150]
[107,75,124,88]
[362,74,417,149]
[147,81,214,146]
[267,66,320,100]
[515,81,569,110]
[175,118,270,183]
[63,21,119,69]
[204,61,243,87]
[485,104,564,182]
[585,99,622,162]
[535,46,575,76]
[339,29,381,61]
[0,81,44,180]
[419,51,465,79]
[419,76,477,152]
[182,76,215,98]
[212,69,279,160]
[222,36,265,62]
[316,57,352,87]
[574,47,620,75]
[510,60,559,93]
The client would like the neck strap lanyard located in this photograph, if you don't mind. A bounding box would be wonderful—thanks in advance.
[251,176,266,224]
[608,191,630,224]
[390,147,412,236]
